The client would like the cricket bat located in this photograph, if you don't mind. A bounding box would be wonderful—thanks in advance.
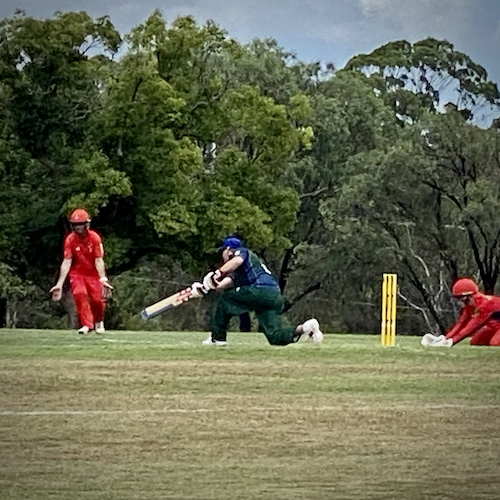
[140,288,191,320]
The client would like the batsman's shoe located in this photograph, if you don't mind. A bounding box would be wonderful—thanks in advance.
[95,321,105,334]
[421,333,439,346]
[201,335,227,346]
[78,326,90,335]
[302,318,323,344]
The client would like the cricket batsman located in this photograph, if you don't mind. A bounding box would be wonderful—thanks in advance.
[50,208,113,334]
[193,236,323,346]
[421,278,500,347]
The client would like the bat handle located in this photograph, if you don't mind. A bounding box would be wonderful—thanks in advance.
[140,309,149,320]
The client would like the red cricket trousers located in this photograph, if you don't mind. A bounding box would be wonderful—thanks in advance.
[469,323,500,346]
[69,273,105,329]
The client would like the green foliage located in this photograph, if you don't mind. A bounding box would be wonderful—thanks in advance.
[0,11,121,158]
[345,38,500,122]
[63,151,133,215]
[0,262,27,299]
[320,109,500,332]
[1,9,500,334]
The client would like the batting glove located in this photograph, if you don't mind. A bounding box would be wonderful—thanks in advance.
[189,282,208,299]
[202,270,224,290]
[202,272,216,290]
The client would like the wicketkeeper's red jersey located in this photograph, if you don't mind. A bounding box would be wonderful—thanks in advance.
[445,293,500,343]
[63,230,104,277]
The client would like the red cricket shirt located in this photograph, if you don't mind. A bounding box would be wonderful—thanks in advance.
[63,230,104,278]
[445,293,500,342]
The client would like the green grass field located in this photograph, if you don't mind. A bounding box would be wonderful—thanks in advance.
[1,329,500,500]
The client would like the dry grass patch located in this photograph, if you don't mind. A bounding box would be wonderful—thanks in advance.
[1,329,500,499]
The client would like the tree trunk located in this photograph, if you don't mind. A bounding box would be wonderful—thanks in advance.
[6,300,18,328]
[0,298,6,328]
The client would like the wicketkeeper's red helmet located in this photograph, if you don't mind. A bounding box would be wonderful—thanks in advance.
[69,208,91,224]
[451,278,479,297]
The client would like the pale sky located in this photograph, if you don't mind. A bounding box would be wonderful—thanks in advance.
[1,0,499,85]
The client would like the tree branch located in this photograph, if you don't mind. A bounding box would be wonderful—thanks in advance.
[299,187,328,199]
[131,77,143,102]
[420,179,463,210]
[283,282,321,312]
[397,290,438,334]
[278,247,295,293]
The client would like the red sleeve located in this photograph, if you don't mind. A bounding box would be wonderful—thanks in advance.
[90,231,104,258]
[447,298,498,343]
[455,309,495,340]
[63,234,73,259]
[445,307,472,340]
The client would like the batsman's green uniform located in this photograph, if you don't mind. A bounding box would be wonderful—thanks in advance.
[212,247,296,345]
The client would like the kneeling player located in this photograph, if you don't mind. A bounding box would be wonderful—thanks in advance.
[194,237,323,346]
[421,278,500,347]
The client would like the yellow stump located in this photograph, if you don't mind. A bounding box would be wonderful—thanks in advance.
[381,273,397,346]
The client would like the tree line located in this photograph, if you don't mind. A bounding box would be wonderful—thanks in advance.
[1,10,499,333]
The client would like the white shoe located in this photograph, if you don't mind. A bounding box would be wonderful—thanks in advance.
[78,326,90,335]
[95,321,105,334]
[202,335,227,346]
[421,333,439,346]
[302,318,323,344]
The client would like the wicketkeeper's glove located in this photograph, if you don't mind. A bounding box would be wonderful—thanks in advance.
[100,276,114,300]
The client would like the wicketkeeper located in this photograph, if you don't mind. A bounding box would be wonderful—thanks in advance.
[50,209,113,334]
[191,237,323,346]
[421,278,500,347]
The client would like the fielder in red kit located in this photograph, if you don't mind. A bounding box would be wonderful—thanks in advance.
[421,278,500,347]
[50,209,113,334]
